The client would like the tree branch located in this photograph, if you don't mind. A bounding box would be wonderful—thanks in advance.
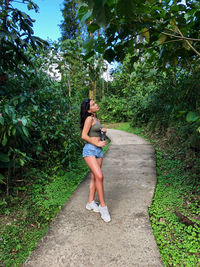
[152,39,182,49]
[161,30,200,42]
[176,27,200,57]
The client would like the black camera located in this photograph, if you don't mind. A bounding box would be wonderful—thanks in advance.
[100,128,106,141]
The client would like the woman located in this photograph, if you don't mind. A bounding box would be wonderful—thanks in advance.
[80,98,111,223]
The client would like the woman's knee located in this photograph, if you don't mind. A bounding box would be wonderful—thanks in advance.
[95,172,103,182]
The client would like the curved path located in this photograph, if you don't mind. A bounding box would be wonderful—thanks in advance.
[24,129,163,267]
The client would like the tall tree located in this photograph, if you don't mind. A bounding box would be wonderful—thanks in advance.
[60,1,109,100]
[59,0,79,40]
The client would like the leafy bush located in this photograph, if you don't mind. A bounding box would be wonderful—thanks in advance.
[0,53,83,195]
[98,96,132,122]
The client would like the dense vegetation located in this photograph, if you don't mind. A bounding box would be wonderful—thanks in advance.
[0,0,200,266]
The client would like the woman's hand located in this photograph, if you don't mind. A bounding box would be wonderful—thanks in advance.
[96,140,106,147]
[102,128,107,133]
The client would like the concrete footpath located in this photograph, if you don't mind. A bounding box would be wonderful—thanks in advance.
[23,129,163,267]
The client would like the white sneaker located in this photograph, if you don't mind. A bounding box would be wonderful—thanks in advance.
[99,205,111,222]
[86,200,100,212]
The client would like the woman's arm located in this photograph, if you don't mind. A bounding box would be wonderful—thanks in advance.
[81,117,106,147]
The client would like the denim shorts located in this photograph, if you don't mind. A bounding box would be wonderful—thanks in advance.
[82,143,103,158]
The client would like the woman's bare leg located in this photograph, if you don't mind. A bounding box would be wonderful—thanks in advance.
[84,157,106,207]
[88,158,102,203]
[88,172,95,203]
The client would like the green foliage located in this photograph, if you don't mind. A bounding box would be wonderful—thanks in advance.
[149,149,200,266]
[0,41,91,194]
[98,96,132,123]
[115,122,200,266]
[107,51,200,151]
[0,0,108,197]
[77,0,200,63]
[0,158,89,266]
[57,38,89,98]
[0,0,47,75]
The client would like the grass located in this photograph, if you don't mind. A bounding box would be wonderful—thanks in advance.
[0,141,110,267]
[0,158,89,266]
[109,122,200,267]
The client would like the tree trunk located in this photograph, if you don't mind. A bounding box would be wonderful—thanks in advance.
[89,80,96,101]
[93,80,96,101]
[102,78,104,99]
[89,88,94,99]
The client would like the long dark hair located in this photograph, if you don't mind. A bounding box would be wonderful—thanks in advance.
[80,98,91,129]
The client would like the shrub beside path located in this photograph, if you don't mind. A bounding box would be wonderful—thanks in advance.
[24,129,163,267]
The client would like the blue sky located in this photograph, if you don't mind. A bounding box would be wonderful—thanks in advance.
[12,0,64,41]
[12,0,118,71]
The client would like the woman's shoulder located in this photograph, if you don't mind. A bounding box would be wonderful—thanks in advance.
[85,116,94,124]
